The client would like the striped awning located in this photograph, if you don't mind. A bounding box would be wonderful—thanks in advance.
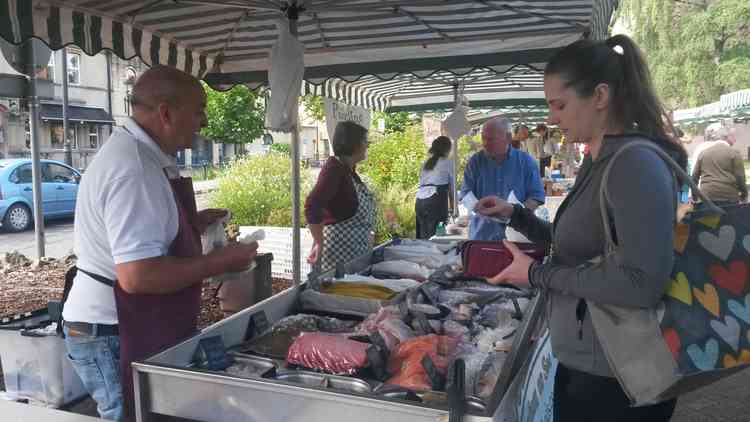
[720,89,750,113]
[1,0,617,109]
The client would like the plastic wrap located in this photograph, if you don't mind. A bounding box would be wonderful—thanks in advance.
[475,321,520,354]
[286,332,371,375]
[475,351,508,398]
[437,290,482,306]
[300,289,383,318]
[371,260,432,282]
[386,335,459,391]
[339,275,420,292]
[379,319,416,343]
[269,314,357,335]
[383,247,446,269]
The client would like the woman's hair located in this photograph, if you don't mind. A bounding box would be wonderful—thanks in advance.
[545,34,687,169]
[332,121,368,157]
[424,136,452,170]
[535,123,549,141]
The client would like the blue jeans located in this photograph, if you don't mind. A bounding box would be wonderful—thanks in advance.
[63,325,123,421]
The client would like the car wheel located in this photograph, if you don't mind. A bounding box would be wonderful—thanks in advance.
[3,203,32,232]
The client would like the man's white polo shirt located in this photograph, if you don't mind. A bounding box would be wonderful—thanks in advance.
[62,118,180,325]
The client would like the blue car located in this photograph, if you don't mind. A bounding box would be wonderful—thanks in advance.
[0,159,81,232]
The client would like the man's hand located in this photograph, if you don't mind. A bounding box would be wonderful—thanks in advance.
[476,196,514,219]
[211,241,259,273]
[196,208,229,234]
[487,241,533,288]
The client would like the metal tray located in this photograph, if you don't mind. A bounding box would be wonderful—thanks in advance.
[272,370,374,394]
[189,354,278,379]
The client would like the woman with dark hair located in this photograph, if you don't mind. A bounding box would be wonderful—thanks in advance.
[476,35,687,422]
[305,121,375,274]
[415,136,454,239]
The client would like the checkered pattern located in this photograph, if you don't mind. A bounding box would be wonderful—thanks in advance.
[319,179,375,273]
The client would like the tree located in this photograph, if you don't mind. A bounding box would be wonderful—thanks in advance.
[620,0,750,109]
[301,94,325,122]
[372,111,416,134]
[202,83,266,145]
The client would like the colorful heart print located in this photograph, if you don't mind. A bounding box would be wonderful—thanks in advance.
[727,294,750,324]
[709,261,747,296]
[687,339,719,371]
[663,328,681,361]
[696,215,721,229]
[710,315,741,352]
[693,283,721,318]
[674,223,690,254]
[723,350,750,368]
[666,272,692,306]
[698,225,735,261]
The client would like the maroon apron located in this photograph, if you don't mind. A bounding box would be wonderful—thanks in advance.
[114,176,203,421]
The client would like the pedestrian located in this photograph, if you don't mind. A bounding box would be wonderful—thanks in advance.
[691,125,747,206]
[415,136,454,239]
[61,65,259,421]
[460,117,545,241]
[305,121,375,274]
[534,124,556,177]
[476,34,687,422]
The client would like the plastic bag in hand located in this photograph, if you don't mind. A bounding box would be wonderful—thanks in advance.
[286,332,370,375]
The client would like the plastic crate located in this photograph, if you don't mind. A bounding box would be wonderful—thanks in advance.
[0,307,87,408]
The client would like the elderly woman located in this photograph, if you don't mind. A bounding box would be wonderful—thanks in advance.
[305,121,374,274]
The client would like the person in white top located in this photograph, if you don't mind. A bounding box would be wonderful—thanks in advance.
[415,136,454,239]
[61,66,258,421]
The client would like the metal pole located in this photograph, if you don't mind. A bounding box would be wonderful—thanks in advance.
[61,48,72,166]
[27,44,45,258]
[289,12,302,286]
[451,84,460,219]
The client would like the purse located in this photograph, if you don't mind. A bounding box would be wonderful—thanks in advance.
[587,140,750,405]
[460,240,546,279]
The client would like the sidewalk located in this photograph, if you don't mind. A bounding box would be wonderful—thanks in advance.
[672,368,750,421]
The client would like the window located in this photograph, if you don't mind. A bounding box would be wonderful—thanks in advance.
[46,54,55,82]
[67,51,81,85]
[50,124,77,149]
[11,164,32,184]
[44,163,77,184]
[88,125,99,148]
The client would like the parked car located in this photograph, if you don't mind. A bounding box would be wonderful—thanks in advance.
[0,159,81,232]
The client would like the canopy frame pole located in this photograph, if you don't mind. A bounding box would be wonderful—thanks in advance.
[62,48,72,166]
[27,44,45,258]
[451,83,460,219]
[288,3,302,286]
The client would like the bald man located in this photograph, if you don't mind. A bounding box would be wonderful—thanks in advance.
[61,66,258,421]
[460,117,545,240]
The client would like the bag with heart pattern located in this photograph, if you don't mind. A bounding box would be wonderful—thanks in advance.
[587,141,750,405]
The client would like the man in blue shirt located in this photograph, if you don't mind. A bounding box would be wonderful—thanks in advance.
[460,117,545,240]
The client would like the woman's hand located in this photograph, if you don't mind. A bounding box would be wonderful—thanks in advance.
[307,242,321,264]
[487,240,533,288]
[476,196,514,219]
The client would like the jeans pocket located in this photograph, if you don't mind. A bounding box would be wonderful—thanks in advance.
[65,336,123,420]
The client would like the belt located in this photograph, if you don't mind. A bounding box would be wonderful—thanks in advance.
[63,320,119,337]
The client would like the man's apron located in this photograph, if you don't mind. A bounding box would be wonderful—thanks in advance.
[114,176,203,421]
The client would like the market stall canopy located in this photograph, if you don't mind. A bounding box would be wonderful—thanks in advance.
[466,103,549,126]
[720,89,750,118]
[2,0,616,110]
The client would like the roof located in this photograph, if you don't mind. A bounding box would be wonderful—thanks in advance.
[39,103,115,124]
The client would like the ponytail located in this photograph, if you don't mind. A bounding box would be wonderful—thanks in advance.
[424,136,452,171]
[546,34,687,169]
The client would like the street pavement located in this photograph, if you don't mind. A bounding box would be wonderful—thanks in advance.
[0,182,216,260]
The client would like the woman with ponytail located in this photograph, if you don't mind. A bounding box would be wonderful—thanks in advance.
[415,136,454,239]
[476,35,686,421]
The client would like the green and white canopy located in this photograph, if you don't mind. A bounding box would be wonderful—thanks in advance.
[2,0,617,111]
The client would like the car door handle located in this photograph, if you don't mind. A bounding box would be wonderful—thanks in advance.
[24,187,32,192]
[56,186,65,190]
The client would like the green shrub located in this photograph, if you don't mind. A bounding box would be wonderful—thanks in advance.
[359,124,428,192]
[209,153,310,227]
[370,184,418,244]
